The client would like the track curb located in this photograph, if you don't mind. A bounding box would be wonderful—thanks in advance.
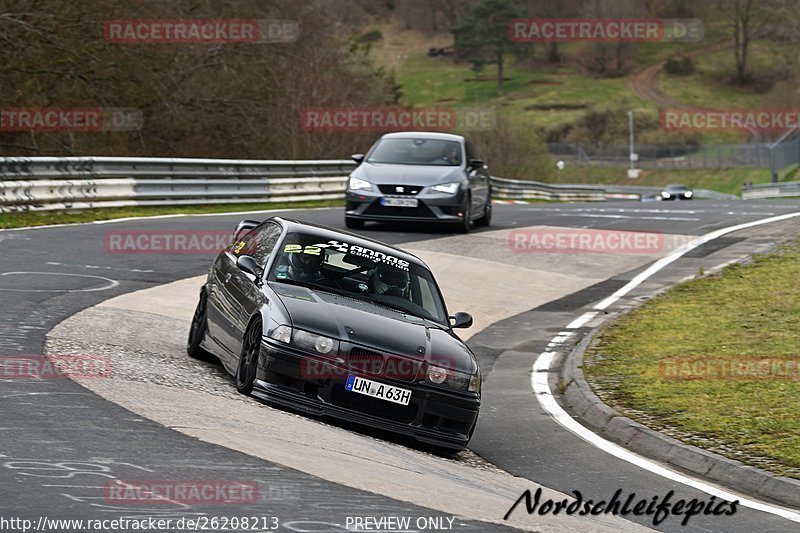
[559,318,800,509]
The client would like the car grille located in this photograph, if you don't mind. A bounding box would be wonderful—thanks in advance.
[347,348,422,382]
[378,184,423,195]
[347,347,384,375]
[364,202,435,218]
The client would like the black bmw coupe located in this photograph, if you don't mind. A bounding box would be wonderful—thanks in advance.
[188,217,481,450]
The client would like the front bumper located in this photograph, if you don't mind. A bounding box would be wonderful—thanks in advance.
[345,188,467,223]
[254,339,480,450]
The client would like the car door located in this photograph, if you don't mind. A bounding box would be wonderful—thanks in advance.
[465,140,490,213]
[206,246,240,358]
[227,222,282,358]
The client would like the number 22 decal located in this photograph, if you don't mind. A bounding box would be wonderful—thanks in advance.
[284,244,321,255]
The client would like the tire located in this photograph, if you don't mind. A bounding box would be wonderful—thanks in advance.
[345,217,365,230]
[235,318,262,395]
[455,194,471,234]
[474,200,492,227]
[187,289,214,361]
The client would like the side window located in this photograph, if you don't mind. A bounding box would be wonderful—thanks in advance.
[231,223,282,268]
[465,141,478,162]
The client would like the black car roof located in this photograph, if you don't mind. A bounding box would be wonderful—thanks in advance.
[269,217,429,269]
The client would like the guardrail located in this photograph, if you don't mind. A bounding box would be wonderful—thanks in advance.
[490,176,607,201]
[742,181,800,199]
[0,156,739,212]
[0,157,353,212]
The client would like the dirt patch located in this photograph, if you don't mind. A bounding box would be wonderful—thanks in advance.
[525,102,589,111]
[524,79,562,86]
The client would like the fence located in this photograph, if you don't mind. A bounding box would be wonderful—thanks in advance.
[548,138,800,171]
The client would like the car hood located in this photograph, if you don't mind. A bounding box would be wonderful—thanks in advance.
[271,283,476,374]
[352,162,463,185]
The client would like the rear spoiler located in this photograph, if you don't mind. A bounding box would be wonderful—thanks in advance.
[232,219,261,244]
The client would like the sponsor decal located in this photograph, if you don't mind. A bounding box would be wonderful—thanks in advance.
[315,240,410,271]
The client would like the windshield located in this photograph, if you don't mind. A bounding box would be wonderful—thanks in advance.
[366,138,462,166]
[268,232,448,324]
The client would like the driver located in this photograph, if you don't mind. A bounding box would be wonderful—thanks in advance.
[371,264,409,297]
[441,143,460,164]
[287,248,325,282]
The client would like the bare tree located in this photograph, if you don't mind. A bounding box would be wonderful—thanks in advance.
[716,0,777,84]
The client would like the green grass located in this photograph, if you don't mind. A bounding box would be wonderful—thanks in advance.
[0,199,344,230]
[660,47,768,111]
[393,34,773,145]
[584,238,800,478]
[397,51,654,131]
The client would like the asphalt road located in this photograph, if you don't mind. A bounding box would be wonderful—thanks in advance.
[1,200,799,532]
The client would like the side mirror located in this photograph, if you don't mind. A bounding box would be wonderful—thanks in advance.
[468,159,485,169]
[351,154,365,165]
[236,255,261,282]
[232,219,260,244]
[450,312,473,329]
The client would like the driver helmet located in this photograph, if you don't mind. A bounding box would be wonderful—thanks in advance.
[373,264,409,296]
[288,249,324,280]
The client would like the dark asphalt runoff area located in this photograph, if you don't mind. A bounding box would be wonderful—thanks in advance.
[1,200,799,532]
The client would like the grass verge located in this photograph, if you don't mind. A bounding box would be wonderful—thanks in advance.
[0,199,344,230]
[583,237,800,478]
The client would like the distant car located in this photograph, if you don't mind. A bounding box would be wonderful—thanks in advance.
[661,184,693,200]
[344,132,492,233]
[188,217,481,450]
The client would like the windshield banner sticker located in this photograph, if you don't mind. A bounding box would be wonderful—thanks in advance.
[314,240,410,271]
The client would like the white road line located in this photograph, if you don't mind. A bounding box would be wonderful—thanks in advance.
[566,312,598,330]
[535,210,800,521]
[556,213,701,221]
[0,272,119,292]
[46,261,154,274]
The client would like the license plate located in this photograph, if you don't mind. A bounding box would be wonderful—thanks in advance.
[381,197,418,208]
[345,375,411,406]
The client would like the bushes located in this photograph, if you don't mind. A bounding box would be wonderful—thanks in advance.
[543,108,699,145]
[665,56,695,76]
[462,115,554,181]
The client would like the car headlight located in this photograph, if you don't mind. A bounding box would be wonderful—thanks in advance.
[431,182,460,194]
[685,191,693,197]
[424,363,477,392]
[266,325,339,355]
[267,324,292,344]
[661,191,670,198]
[348,176,373,191]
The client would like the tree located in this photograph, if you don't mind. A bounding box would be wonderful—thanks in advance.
[451,0,530,94]
[716,0,777,84]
